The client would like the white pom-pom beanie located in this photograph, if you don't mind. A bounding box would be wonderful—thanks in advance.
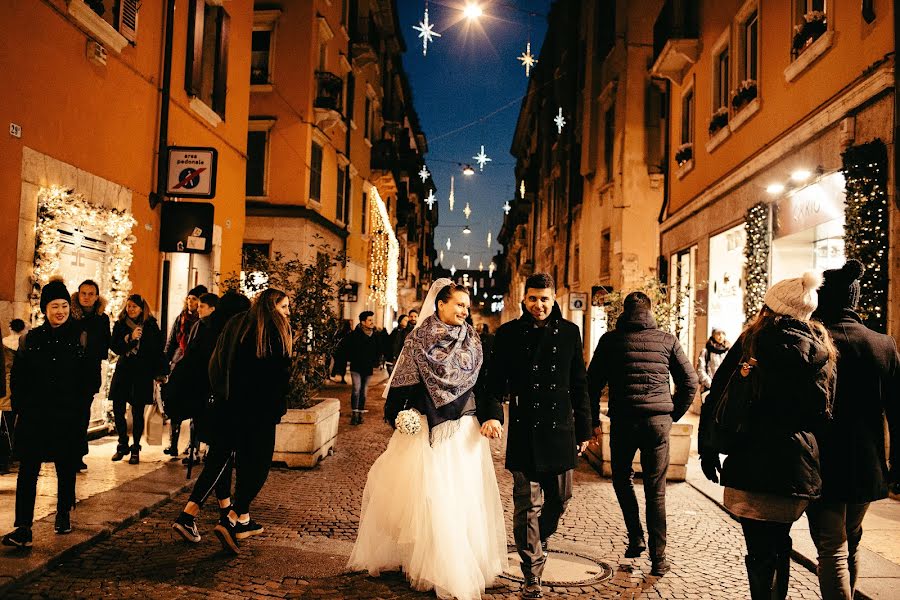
[763,271,822,321]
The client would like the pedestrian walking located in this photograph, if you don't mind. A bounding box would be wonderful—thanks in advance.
[2,319,27,353]
[349,279,507,600]
[172,288,291,554]
[336,311,383,425]
[387,313,409,366]
[109,294,166,464]
[164,285,206,454]
[69,279,111,471]
[483,273,592,599]
[1,279,90,547]
[0,319,26,474]
[329,319,352,383]
[406,308,419,332]
[587,291,698,576]
[699,272,836,600]
[697,326,730,394]
[808,260,900,600]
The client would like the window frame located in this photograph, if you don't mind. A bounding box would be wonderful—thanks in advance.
[360,190,368,235]
[246,118,275,198]
[336,163,348,223]
[711,29,730,112]
[251,10,280,88]
[309,141,324,203]
[680,84,694,146]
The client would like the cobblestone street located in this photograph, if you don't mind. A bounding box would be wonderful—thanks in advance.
[4,374,826,599]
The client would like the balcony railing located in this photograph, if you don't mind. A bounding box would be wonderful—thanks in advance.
[314,71,343,112]
[650,0,700,84]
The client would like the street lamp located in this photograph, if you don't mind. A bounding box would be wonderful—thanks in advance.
[463,2,483,19]
[462,164,476,176]
[463,225,471,234]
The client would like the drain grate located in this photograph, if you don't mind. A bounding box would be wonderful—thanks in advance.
[500,545,613,587]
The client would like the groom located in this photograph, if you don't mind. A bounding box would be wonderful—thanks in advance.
[481,273,592,599]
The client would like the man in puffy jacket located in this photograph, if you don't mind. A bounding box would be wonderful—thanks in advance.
[588,291,698,576]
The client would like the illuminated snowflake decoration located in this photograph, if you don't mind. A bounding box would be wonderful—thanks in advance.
[418,165,430,183]
[464,254,471,269]
[473,145,492,171]
[463,202,472,219]
[479,261,485,271]
[446,237,452,251]
[440,250,445,263]
[520,180,526,199]
[450,264,457,276]
[517,41,537,77]
[424,188,437,209]
[413,8,441,56]
[487,232,492,248]
[488,262,496,277]
[554,107,566,134]
[448,175,455,211]
[502,201,511,214]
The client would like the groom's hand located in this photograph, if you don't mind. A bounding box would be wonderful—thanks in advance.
[480,419,502,439]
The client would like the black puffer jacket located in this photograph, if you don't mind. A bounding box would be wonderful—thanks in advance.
[587,308,698,425]
[483,303,592,474]
[701,317,835,499]
[335,326,382,377]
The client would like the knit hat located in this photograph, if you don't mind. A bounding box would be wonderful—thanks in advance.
[817,259,865,315]
[188,285,208,298]
[763,271,822,321]
[40,278,71,314]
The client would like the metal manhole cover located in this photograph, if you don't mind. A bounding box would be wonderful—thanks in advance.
[500,545,613,587]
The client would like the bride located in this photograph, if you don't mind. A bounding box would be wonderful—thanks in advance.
[347,279,508,600]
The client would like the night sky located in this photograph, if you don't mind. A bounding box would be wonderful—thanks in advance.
[396,0,553,271]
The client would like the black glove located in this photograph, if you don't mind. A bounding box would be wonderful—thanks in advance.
[701,454,721,484]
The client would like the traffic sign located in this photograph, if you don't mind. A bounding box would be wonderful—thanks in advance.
[166,146,218,199]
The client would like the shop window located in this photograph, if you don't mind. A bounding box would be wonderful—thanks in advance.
[670,246,697,358]
[708,224,746,342]
[309,142,323,202]
[186,0,230,120]
[245,130,267,197]
[336,166,348,223]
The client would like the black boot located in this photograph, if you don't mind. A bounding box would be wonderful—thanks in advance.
[350,411,359,426]
[773,551,790,600]
[164,423,181,456]
[128,445,140,464]
[745,554,777,599]
[111,445,130,461]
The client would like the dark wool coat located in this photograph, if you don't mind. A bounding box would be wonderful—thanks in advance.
[165,309,199,364]
[816,309,900,502]
[483,303,592,475]
[587,308,698,426]
[11,319,90,462]
[109,315,167,407]
[70,293,111,395]
[335,326,383,377]
[163,314,222,422]
[700,318,835,499]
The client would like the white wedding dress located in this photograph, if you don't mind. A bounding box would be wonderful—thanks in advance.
[348,412,508,600]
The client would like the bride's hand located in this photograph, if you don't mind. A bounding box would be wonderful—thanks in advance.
[480,419,502,439]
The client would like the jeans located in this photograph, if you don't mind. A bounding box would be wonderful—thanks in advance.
[15,457,77,527]
[807,501,870,600]
[113,396,144,451]
[511,470,573,578]
[350,372,371,412]
[610,415,672,560]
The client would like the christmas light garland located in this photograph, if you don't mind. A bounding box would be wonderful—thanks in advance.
[743,201,770,322]
[841,139,889,332]
[33,186,136,323]
[368,188,399,311]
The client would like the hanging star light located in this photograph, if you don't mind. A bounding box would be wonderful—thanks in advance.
[473,145,492,171]
[424,188,437,209]
[464,253,471,269]
[554,107,566,134]
[450,264,457,276]
[446,237,452,250]
[488,262,496,277]
[502,201,511,214]
[418,165,430,183]
[448,175,455,211]
[487,232,492,248]
[413,6,441,56]
[463,202,472,219]
[517,41,537,77]
[520,180,526,199]
[479,261,485,271]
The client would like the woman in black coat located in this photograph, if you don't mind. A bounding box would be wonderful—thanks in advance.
[2,279,90,547]
[109,294,166,464]
[700,273,836,599]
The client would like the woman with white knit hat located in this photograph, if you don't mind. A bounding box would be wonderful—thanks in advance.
[698,272,837,599]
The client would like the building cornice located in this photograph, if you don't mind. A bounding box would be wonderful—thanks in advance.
[246,201,349,240]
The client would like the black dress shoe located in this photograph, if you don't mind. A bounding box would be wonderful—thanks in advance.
[521,574,542,599]
[625,537,646,558]
[650,558,671,576]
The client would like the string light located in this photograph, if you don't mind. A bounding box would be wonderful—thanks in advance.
[743,202,770,322]
[367,189,399,311]
[448,175,455,211]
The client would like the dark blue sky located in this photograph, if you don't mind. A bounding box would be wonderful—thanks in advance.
[396,0,552,270]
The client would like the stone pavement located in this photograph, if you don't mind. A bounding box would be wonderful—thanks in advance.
[2,371,833,599]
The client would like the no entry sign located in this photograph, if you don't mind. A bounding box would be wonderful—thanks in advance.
[166,146,218,199]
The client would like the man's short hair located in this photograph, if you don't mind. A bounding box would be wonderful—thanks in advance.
[9,319,26,333]
[624,291,652,312]
[359,310,375,322]
[78,279,100,295]
[408,308,419,316]
[199,293,219,308]
[524,273,555,293]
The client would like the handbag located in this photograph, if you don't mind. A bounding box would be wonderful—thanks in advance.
[709,357,758,454]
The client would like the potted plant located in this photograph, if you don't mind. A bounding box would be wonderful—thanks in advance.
[583,277,705,482]
[224,238,345,467]
[792,11,827,57]
[675,142,694,167]
[730,79,758,111]
[708,107,729,136]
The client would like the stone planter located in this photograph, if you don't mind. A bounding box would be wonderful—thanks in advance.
[273,398,340,468]
[584,414,693,482]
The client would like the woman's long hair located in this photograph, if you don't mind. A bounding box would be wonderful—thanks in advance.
[118,294,149,324]
[240,288,292,358]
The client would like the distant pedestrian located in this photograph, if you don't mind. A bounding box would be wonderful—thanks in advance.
[330,319,352,383]
[699,272,836,600]
[109,294,166,465]
[809,260,900,600]
[2,279,90,547]
[697,326,730,394]
[172,288,291,554]
[483,273,593,599]
[336,311,383,425]
[388,314,409,366]
[0,319,27,473]
[406,308,419,331]
[69,280,111,471]
[2,319,27,354]
[164,285,206,453]
[588,291,698,577]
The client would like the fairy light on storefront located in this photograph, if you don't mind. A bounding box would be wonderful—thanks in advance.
[743,202,770,322]
[368,188,399,312]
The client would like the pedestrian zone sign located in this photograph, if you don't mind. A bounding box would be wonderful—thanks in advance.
[569,292,588,312]
[166,146,218,199]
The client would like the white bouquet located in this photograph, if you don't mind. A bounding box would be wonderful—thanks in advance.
[395,408,422,435]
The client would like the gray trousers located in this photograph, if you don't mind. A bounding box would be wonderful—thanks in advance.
[807,501,870,600]
[512,470,573,578]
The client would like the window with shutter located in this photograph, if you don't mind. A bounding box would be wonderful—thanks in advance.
[118,0,139,43]
[185,0,230,120]
[309,142,323,202]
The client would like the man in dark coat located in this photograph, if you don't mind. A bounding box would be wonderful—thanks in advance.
[587,291,698,577]
[809,260,900,600]
[482,273,592,599]
[335,311,383,425]
[70,280,111,471]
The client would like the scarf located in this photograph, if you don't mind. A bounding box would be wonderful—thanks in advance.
[389,314,482,409]
[706,338,730,355]
[124,316,142,357]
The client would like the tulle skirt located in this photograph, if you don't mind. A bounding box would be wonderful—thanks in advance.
[348,414,508,600]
